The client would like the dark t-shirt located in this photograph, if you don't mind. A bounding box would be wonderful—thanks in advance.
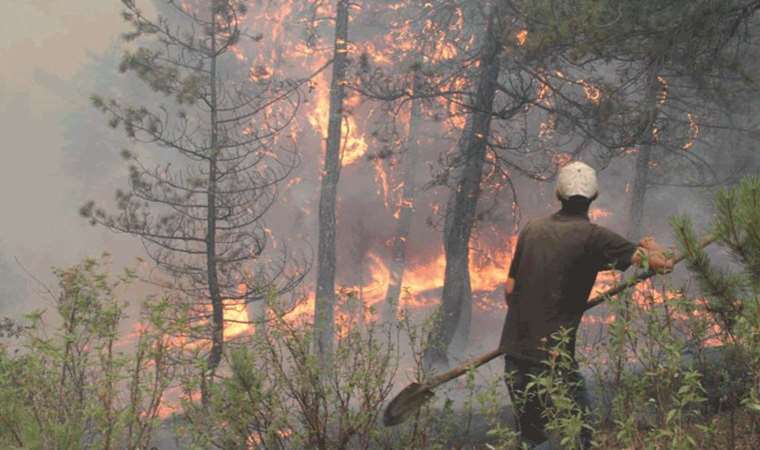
[499,210,637,362]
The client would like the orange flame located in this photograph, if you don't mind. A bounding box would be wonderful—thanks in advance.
[306,74,368,166]
[516,29,528,47]
[589,207,611,221]
[657,76,669,105]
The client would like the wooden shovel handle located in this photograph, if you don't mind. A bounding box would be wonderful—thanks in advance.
[425,347,505,388]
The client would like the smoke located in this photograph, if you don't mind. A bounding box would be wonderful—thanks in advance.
[0,1,144,316]
[2,1,757,369]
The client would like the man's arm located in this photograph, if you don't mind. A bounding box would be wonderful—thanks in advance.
[591,227,675,273]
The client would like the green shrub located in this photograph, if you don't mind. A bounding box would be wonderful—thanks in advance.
[0,255,173,450]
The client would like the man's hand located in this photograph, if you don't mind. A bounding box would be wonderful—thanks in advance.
[639,236,666,252]
[634,236,675,273]
[648,250,675,273]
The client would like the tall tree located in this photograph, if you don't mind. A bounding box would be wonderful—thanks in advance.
[423,5,503,370]
[314,0,351,357]
[354,1,543,365]
[82,0,302,391]
[626,61,663,240]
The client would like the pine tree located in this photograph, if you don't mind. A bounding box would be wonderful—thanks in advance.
[81,0,302,395]
[673,177,760,336]
[672,176,760,430]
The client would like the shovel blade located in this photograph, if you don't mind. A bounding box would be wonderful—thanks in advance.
[383,382,435,427]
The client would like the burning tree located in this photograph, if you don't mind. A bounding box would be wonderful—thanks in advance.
[350,1,546,366]
[421,2,507,369]
[81,0,304,391]
[379,70,425,324]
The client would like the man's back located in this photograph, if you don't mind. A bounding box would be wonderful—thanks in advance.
[500,210,636,362]
[498,161,675,449]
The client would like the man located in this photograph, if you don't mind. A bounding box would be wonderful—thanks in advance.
[501,161,674,449]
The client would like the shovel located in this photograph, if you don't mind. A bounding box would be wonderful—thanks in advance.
[383,236,715,426]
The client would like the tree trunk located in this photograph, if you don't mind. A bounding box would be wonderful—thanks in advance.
[205,11,224,385]
[314,0,350,358]
[619,63,662,385]
[627,144,652,241]
[350,217,370,329]
[423,10,501,370]
[449,261,472,357]
[626,63,662,241]
[440,126,475,362]
[382,71,423,324]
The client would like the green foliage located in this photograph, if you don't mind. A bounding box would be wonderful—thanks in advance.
[713,176,760,289]
[672,215,744,336]
[0,256,172,450]
[673,176,760,337]
[529,328,594,449]
[175,295,442,449]
[585,285,714,449]
[588,175,760,448]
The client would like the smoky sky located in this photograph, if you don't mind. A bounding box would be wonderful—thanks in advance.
[0,1,139,313]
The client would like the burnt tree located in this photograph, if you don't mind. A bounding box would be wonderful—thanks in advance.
[314,0,351,358]
[423,8,503,370]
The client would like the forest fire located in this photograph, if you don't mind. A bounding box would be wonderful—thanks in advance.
[223,300,254,340]
[282,241,516,325]
[260,224,697,345]
[306,71,369,166]
[5,1,758,447]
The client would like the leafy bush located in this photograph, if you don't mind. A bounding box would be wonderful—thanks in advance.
[582,176,760,449]
[5,178,760,449]
[0,255,173,450]
[178,295,456,449]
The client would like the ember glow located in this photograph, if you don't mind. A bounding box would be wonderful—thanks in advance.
[516,29,528,47]
[552,152,573,167]
[578,79,602,104]
[589,207,611,221]
[657,75,669,105]
[683,112,700,151]
[224,300,253,340]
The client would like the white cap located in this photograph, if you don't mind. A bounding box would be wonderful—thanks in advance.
[556,161,598,200]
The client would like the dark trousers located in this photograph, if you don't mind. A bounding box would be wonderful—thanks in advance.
[504,355,592,449]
